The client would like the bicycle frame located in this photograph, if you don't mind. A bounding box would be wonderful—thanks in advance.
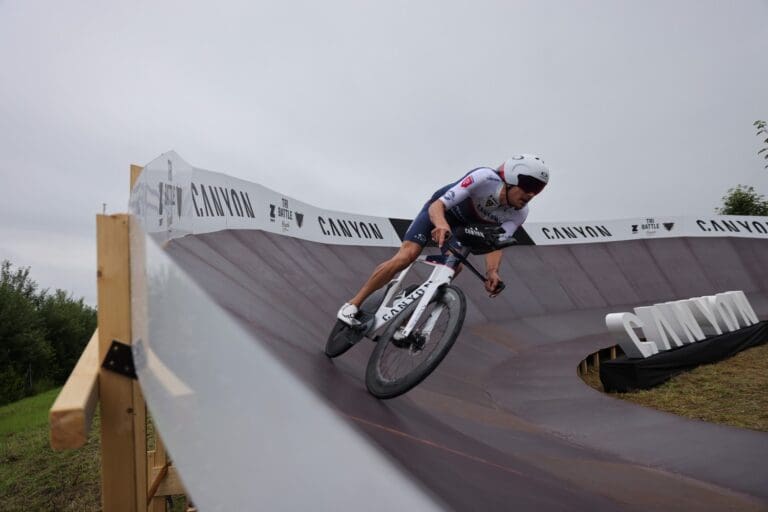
[366,244,471,340]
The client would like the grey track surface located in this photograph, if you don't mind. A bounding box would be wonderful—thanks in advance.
[166,231,768,511]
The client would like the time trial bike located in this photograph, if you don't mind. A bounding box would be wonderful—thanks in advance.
[325,225,515,399]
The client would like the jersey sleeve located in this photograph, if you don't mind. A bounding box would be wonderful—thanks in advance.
[438,168,496,209]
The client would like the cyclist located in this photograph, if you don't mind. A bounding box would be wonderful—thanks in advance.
[337,154,550,326]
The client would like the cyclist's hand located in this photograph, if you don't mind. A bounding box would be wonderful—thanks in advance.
[431,224,452,248]
[485,270,501,297]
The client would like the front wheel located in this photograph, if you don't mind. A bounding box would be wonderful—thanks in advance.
[365,285,466,399]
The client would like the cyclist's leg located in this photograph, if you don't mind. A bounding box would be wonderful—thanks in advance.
[346,202,434,307]
[347,241,423,307]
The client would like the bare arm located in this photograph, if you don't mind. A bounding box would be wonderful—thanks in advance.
[484,250,503,296]
[428,200,452,247]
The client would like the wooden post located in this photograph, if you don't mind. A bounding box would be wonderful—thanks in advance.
[131,164,155,511]
[130,163,179,509]
[130,163,171,511]
[97,213,147,511]
[130,164,143,190]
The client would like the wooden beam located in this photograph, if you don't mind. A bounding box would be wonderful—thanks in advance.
[149,433,169,511]
[49,330,100,450]
[147,461,171,505]
[130,165,143,190]
[152,466,188,497]
[97,213,147,512]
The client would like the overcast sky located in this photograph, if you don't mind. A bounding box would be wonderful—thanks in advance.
[1,0,766,305]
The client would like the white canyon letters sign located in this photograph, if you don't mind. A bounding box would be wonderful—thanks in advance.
[605,291,759,358]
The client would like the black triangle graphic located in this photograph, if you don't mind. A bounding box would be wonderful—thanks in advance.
[663,222,674,231]
[295,212,304,228]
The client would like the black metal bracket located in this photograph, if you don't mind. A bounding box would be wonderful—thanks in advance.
[102,339,138,380]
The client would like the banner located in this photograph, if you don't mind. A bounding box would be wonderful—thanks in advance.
[524,214,768,245]
[130,151,403,247]
[130,152,768,247]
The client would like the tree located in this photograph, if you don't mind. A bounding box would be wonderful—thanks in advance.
[756,120,768,169]
[0,262,51,403]
[715,121,768,216]
[38,290,97,383]
[716,185,768,216]
[0,260,96,404]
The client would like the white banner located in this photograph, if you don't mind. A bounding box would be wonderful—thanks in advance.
[524,215,768,245]
[129,151,403,247]
[130,152,768,247]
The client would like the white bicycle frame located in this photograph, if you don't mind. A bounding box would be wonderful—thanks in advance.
[367,255,458,341]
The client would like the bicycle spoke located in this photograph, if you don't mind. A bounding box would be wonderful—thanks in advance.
[378,302,452,383]
[366,285,466,398]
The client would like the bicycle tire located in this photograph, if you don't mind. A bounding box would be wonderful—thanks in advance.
[325,320,365,358]
[325,284,419,358]
[365,285,466,399]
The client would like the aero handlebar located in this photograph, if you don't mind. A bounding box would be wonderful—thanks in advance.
[445,235,516,296]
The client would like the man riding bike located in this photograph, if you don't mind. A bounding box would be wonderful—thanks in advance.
[337,154,550,326]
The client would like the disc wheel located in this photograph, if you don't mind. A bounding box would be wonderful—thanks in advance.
[325,320,365,358]
[365,285,466,399]
[325,284,419,358]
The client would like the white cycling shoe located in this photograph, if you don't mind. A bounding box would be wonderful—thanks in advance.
[337,302,361,326]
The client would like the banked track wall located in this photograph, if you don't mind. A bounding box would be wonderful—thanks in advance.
[131,152,768,511]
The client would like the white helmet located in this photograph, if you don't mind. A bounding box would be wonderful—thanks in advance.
[498,154,550,194]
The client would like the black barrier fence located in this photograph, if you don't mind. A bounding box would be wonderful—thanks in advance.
[600,321,768,392]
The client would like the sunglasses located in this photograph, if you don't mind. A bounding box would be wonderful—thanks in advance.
[516,174,547,194]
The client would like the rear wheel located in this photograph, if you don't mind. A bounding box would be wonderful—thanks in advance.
[324,284,419,358]
[365,285,466,399]
[325,320,365,358]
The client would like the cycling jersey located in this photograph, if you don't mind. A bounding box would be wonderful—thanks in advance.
[403,167,528,247]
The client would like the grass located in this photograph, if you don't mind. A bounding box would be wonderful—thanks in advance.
[582,342,768,432]
[0,388,61,438]
[0,387,101,511]
[0,388,188,511]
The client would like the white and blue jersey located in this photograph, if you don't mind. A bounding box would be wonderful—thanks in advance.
[403,167,528,247]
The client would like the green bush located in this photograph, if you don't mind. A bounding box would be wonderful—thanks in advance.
[0,261,96,405]
[38,290,97,383]
[716,185,768,216]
